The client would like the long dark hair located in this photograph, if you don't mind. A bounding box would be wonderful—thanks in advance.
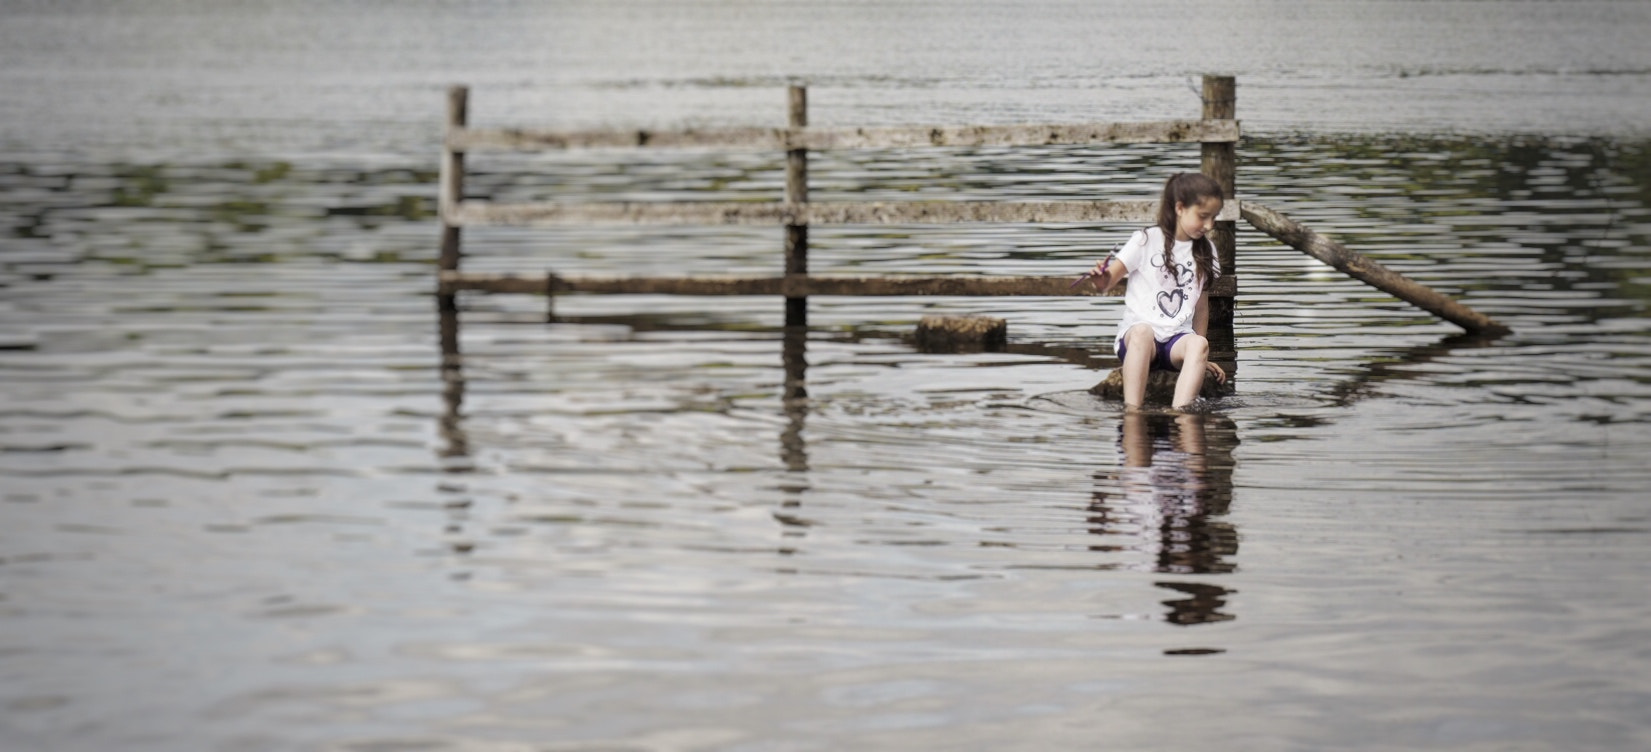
[1155,172,1223,287]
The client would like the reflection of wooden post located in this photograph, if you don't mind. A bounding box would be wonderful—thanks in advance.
[438,86,468,327]
[438,304,469,461]
[1201,75,1236,371]
[780,324,808,471]
[779,325,809,543]
[784,85,808,328]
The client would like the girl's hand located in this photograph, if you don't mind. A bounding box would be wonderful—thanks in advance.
[1205,361,1227,384]
[1072,253,1117,290]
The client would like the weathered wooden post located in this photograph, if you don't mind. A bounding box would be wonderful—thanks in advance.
[1201,75,1237,374]
[785,85,809,329]
[438,85,468,362]
[439,87,468,286]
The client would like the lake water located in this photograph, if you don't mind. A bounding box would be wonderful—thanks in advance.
[3,2,1650,750]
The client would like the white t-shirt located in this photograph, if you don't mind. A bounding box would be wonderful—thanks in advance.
[1112,227,1220,350]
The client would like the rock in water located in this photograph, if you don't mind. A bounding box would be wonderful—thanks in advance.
[1091,368,1229,403]
[914,315,1007,353]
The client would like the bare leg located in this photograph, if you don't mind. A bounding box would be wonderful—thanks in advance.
[1119,324,1156,410]
[1169,334,1211,409]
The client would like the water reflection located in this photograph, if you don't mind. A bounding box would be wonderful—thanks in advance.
[775,325,810,550]
[9,80,1651,749]
[1090,411,1239,625]
[437,304,471,467]
[1326,330,1508,407]
[1158,581,1236,627]
[780,324,808,472]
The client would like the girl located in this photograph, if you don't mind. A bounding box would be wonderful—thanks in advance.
[1082,172,1227,410]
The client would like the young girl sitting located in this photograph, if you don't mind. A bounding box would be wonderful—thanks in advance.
[1083,172,1228,410]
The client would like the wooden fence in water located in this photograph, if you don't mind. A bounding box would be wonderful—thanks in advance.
[433,73,1508,394]
[436,75,1244,372]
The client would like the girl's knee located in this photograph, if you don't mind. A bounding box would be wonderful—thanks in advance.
[1124,324,1155,345]
[1176,334,1210,364]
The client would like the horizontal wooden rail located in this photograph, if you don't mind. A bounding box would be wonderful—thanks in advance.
[439,271,1237,299]
[447,119,1239,153]
[450,199,1241,227]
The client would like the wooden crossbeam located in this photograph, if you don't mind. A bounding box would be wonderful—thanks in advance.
[446,119,1239,153]
[449,199,1241,227]
[438,271,1237,299]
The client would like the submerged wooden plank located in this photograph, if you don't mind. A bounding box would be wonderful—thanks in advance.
[450,199,1241,227]
[439,272,1236,298]
[439,272,550,295]
[446,119,1240,152]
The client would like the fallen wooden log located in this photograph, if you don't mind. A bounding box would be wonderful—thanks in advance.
[1241,202,1510,336]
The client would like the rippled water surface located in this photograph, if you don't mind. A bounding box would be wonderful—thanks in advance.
[3,2,1651,750]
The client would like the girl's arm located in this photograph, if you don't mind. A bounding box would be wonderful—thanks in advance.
[1092,255,1124,295]
[1081,232,1146,294]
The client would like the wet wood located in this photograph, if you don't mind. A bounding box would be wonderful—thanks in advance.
[449,198,1241,227]
[807,120,1240,149]
[439,271,1235,298]
[436,86,469,326]
[435,79,1253,361]
[438,86,468,274]
[444,119,1240,153]
[1201,75,1238,356]
[786,86,809,206]
[449,126,782,152]
[1200,76,1237,201]
[915,316,1007,353]
[786,85,809,328]
[1241,201,1511,336]
[440,272,555,295]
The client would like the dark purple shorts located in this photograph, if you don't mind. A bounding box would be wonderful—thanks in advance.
[1116,332,1188,372]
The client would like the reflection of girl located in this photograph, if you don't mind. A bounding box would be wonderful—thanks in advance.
[1103,411,1237,578]
[1081,173,1228,409]
[1118,412,1208,564]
